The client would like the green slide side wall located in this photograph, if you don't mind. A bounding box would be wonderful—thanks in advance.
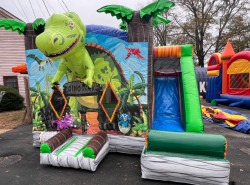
[180,45,203,133]
[146,130,227,159]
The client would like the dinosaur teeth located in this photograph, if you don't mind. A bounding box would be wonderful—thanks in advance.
[45,35,80,58]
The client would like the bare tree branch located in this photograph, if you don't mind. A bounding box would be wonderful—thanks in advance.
[153,0,250,67]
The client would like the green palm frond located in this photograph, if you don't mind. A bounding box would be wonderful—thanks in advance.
[30,92,38,97]
[119,91,129,109]
[119,20,127,31]
[142,110,148,126]
[134,71,145,83]
[153,14,171,27]
[30,87,38,92]
[133,89,146,96]
[132,83,147,90]
[128,74,135,89]
[0,19,26,34]
[117,88,129,95]
[140,0,175,20]
[97,5,134,22]
[41,91,50,97]
[32,18,45,35]
[133,116,142,123]
[129,95,134,104]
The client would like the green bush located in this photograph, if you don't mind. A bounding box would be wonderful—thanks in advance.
[0,85,24,112]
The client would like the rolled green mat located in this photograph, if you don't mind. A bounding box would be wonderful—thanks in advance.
[146,130,227,159]
[83,130,107,159]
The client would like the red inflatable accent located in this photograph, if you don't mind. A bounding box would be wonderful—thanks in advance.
[227,51,250,67]
[207,53,221,66]
[12,64,27,74]
[207,63,221,71]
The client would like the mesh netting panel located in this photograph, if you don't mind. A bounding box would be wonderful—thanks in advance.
[230,73,249,89]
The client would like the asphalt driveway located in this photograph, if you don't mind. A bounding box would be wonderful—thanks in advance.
[0,102,249,185]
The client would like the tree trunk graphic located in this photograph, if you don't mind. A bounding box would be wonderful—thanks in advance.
[128,11,153,128]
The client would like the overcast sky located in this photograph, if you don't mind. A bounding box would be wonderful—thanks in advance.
[0,0,153,28]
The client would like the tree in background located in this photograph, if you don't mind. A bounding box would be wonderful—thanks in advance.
[154,0,250,67]
[224,15,250,52]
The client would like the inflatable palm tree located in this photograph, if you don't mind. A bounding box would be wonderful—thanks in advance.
[97,0,174,32]
[98,0,175,126]
[0,17,45,51]
[0,18,45,35]
[0,19,26,34]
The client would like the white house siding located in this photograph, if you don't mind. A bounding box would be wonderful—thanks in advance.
[0,27,27,103]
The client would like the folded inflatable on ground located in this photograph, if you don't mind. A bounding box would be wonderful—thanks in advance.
[202,106,250,134]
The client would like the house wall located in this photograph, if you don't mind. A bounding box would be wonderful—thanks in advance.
[0,27,27,102]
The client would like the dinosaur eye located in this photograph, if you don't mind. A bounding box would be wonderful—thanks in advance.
[69,22,75,30]
[53,37,58,43]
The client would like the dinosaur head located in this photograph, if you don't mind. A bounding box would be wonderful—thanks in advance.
[35,12,86,61]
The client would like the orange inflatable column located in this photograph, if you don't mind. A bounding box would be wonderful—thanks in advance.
[221,41,235,94]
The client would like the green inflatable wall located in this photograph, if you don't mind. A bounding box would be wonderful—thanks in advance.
[146,130,227,159]
[180,45,203,132]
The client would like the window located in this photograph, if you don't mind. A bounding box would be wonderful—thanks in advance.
[3,76,19,91]
[209,58,218,66]
[230,73,249,89]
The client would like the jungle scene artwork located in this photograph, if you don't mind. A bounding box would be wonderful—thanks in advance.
[27,32,148,137]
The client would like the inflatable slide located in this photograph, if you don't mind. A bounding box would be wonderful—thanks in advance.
[152,45,203,133]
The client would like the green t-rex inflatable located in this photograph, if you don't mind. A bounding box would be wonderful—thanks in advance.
[35,12,94,88]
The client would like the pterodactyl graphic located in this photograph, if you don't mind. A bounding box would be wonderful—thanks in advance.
[27,54,53,71]
[125,48,146,60]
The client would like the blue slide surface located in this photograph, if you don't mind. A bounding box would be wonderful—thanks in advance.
[152,76,184,132]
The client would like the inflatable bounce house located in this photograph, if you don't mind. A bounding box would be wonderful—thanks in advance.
[206,40,250,108]
[0,0,230,184]
[206,52,223,101]
[195,67,207,99]
[204,41,250,134]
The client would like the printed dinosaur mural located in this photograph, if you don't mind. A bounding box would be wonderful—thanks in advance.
[26,12,148,137]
